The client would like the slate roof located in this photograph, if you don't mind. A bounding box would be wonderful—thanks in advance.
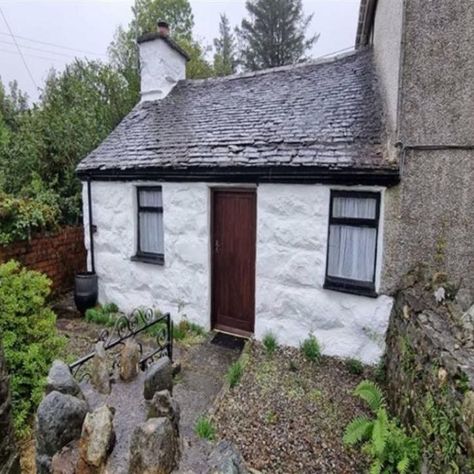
[77,49,398,182]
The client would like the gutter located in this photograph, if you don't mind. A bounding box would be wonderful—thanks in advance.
[87,178,95,273]
[77,166,400,187]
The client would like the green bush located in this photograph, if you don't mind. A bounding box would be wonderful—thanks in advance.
[226,360,244,388]
[195,416,216,440]
[301,335,321,363]
[0,190,60,245]
[262,331,278,355]
[344,380,421,473]
[347,358,364,375]
[85,302,119,327]
[0,260,65,436]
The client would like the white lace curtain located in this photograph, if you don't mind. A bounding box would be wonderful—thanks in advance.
[139,189,164,254]
[327,197,377,282]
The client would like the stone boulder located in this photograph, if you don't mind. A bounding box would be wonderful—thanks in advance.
[90,342,111,395]
[147,390,180,436]
[129,417,179,474]
[46,360,83,398]
[208,441,249,474]
[119,339,141,382]
[36,391,88,473]
[51,441,80,474]
[143,357,173,400]
[78,405,115,472]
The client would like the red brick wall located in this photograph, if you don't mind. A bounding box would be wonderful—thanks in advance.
[0,226,87,294]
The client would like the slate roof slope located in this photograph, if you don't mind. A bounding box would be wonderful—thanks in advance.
[77,49,397,179]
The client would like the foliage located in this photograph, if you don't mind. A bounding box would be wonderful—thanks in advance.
[85,303,120,327]
[347,358,365,375]
[226,360,244,388]
[0,61,136,224]
[262,331,278,355]
[172,318,206,343]
[300,334,321,363]
[195,415,216,440]
[0,184,60,245]
[238,0,318,71]
[0,260,65,436]
[344,381,421,473]
[213,14,237,76]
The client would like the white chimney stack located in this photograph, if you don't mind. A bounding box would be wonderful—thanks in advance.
[137,21,189,102]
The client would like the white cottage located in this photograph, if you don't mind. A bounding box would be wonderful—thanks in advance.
[77,23,399,364]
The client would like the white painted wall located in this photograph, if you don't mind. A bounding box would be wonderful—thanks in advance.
[83,181,393,364]
[139,39,186,102]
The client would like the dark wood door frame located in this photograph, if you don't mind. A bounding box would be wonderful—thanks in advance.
[210,187,257,337]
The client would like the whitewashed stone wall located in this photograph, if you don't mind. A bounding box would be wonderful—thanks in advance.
[83,181,393,363]
[82,181,210,329]
[255,184,393,364]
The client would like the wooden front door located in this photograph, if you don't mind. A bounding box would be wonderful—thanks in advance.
[211,188,256,335]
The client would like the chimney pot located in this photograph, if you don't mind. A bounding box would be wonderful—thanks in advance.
[157,21,170,38]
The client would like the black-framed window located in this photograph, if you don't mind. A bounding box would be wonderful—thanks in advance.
[132,186,164,265]
[324,190,380,297]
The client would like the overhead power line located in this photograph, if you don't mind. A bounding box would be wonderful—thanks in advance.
[0,47,64,64]
[0,38,93,59]
[0,30,106,57]
[0,6,38,88]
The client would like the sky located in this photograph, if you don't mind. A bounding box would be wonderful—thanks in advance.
[0,0,360,103]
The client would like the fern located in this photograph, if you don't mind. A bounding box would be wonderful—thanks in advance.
[344,379,421,474]
[354,380,385,413]
[344,416,373,445]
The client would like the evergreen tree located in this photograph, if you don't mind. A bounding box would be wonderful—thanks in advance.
[238,0,318,71]
[213,14,237,76]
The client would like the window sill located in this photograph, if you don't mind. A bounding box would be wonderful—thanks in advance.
[323,279,378,298]
[131,254,165,266]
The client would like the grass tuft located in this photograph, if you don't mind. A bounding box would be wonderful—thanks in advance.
[346,358,364,375]
[85,304,119,327]
[300,334,321,363]
[226,360,244,388]
[262,332,278,355]
[195,416,216,440]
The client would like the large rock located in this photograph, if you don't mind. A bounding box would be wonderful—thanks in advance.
[36,391,88,473]
[78,405,115,471]
[90,342,111,395]
[129,417,179,474]
[46,360,83,398]
[0,344,21,474]
[119,339,141,382]
[51,441,80,474]
[208,441,249,474]
[147,390,180,436]
[143,357,173,400]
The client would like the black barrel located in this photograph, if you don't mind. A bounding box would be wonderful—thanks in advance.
[74,272,98,315]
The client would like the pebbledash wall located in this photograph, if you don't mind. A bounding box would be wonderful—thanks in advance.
[83,181,393,363]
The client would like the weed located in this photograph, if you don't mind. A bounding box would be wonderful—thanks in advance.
[85,304,119,327]
[262,332,278,355]
[301,335,321,363]
[173,318,206,343]
[346,358,364,375]
[195,416,216,440]
[226,360,244,388]
[264,411,278,424]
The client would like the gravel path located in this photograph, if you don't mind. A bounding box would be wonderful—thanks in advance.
[58,319,241,473]
[214,342,371,473]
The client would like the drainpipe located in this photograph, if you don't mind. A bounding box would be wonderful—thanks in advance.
[87,177,95,273]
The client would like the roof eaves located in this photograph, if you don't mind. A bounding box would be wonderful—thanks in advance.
[137,32,190,61]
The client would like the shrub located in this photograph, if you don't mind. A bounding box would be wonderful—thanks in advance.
[226,360,243,388]
[344,380,421,473]
[0,190,60,245]
[262,332,278,355]
[301,335,321,363]
[195,416,216,440]
[347,358,364,375]
[0,260,65,436]
[85,303,119,327]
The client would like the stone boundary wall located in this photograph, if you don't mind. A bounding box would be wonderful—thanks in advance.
[0,226,86,293]
[384,269,474,472]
